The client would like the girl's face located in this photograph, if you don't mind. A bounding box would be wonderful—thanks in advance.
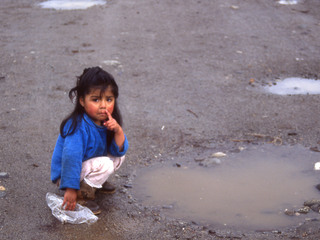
[80,87,115,126]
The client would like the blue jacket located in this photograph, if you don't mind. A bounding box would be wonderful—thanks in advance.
[51,113,129,190]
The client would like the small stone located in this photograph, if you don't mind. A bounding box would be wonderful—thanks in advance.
[284,209,295,216]
[119,188,127,194]
[162,205,173,209]
[0,186,5,191]
[304,199,320,207]
[314,162,320,170]
[124,184,133,188]
[305,218,320,222]
[310,204,320,213]
[0,172,9,179]
[176,163,181,167]
[200,158,221,167]
[310,147,320,152]
[211,152,226,158]
[297,206,310,214]
[194,157,205,162]
[0,191,6,198]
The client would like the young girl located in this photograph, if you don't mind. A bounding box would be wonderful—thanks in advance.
[51,67,129,214]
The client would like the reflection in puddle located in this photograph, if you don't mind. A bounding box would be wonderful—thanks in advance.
[134,145,320,230]
[38,0,106,10]
[265,77,320,95]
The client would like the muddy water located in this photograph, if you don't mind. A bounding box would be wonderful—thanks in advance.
[133,145,320,230]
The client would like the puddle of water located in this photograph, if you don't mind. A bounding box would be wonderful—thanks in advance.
[134,145,320,230]
[38,0,106,10]
[278,0,299,5]
[265,77,320,95]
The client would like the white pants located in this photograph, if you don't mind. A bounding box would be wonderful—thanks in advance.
[80,155,125,188]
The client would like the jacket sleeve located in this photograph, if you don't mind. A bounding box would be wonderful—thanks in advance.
[108,134,129,157]
[51,135,64,183]
[59,129,87,190]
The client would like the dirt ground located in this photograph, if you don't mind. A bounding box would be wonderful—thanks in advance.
[1,0,320,239]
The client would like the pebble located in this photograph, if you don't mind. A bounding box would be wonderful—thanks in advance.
[0,172,9,179]
[305,218,320,222]
[200,158,221,167]
[194,157,205,162]
[211,152,227,158]
[304,199,320,207]
[0,191,6,198]
[284,209,296,216]
[162,205,173,209]
[314,162,320,170]
[310,204,320,213]
[297,206,310,214]
[119,188,127,194]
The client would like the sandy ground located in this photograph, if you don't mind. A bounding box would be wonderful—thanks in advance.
[1,0,320,239]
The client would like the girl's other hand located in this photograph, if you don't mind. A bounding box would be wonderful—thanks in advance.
[62,188,77,211]
[104,110,122,133]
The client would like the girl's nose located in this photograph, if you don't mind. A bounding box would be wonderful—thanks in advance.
[100,100,107,108]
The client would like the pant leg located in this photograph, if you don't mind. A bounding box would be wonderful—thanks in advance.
[80,156,115,188]
[109,155,125,172]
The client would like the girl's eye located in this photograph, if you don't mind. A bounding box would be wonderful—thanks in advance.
[107,98,113,102]
[92,98,99,102]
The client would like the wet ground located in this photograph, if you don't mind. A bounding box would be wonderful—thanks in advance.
[1,0,320,239]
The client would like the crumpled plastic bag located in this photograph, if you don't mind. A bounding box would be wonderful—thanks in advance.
[46,192,98,224]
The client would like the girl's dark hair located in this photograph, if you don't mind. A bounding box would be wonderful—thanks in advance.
[60,67,122,146]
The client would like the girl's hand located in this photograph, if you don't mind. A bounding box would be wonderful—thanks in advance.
[103,110,121,133]
[62,188,77,211]
[103,109,125,150]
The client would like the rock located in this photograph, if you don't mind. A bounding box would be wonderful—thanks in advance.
[314,162,320,170]
[297,206,310,214]
[211,152,227,158]
[162,205,173,209]
[194,157,205,162]
[310,204,320,213]
[119,188,128,194]
[284,209,296,216]
[0,191,6,198]
[200,158,221,167]
[310,147,320,152]
[0,172,9,179]
[304,199,320,207]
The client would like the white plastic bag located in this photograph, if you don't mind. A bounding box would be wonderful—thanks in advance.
[46,192,98,224]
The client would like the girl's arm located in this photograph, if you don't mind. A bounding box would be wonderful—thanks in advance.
[104,110,125,150]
